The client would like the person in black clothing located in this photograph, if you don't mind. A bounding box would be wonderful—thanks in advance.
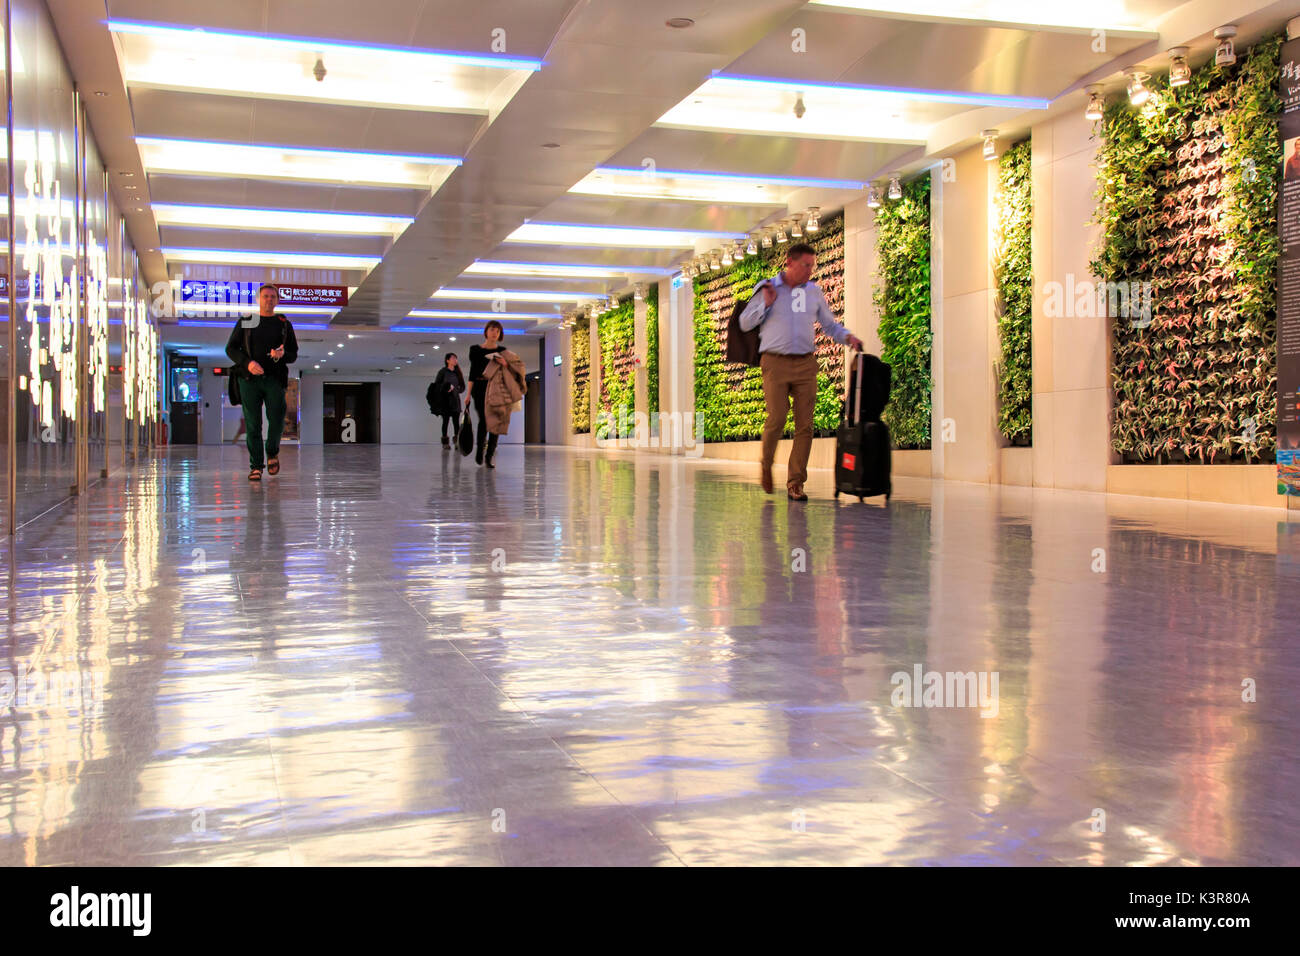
[465,320,508,467]
[427,353,465,449]
[225,284,299,480]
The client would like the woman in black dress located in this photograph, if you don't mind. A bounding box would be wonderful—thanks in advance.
[465,321,508,467]
[428,353,465,448]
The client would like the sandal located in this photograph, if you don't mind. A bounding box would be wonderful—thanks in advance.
[249,468,263,481]
[267,457,280,475]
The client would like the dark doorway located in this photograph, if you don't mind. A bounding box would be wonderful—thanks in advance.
[323,382,381,444]
[524,371,542,444]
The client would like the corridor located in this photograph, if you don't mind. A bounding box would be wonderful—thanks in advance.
[1,446,1293,866]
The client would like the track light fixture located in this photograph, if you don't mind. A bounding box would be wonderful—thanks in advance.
[1085,85,1105,122]
[1215,26,1237,67]
[789,216,803,239]
[761,229,773,249]
[866,184,882,209]
[793,93,806,119]
[1126,70,1151,107]
[775,223,788,244]
[313,56,327,82]
[805,207,820,232]
[709,250,721,271]
[1168,47,1191,88]
[746,235,758,256]
[888,174,902,201]
[981,129,999,161]
[721,246,733,266]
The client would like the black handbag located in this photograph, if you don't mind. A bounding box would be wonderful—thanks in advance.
[457,410,474,456]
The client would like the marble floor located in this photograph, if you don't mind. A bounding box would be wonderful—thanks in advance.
[0,443,1296,866]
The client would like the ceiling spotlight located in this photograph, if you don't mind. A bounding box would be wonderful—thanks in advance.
[789,216,803,239]
[721,247,733,266]
[1168,47,1190,88]
[634,282,646,300]
[312,57,327,82]
[888,174,903,201]
[761,229,773,249]
[775,224,788,244]
[733,240,747,260]
[866,184,882,209]
[793,93,806,119]
[1215,26,1237,67]
[805,207,820,232]
[709,250,721,271]
[1085,85,1105,122]
[746,235,758,256]
[682,261,694,279]
[1126,70,1151,107]
[449,336,456,341]
[981,129,999,160]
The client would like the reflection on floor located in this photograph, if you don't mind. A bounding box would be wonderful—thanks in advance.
[1,444,1296,865]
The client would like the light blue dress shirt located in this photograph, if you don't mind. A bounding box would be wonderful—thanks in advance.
[738,273,852,355]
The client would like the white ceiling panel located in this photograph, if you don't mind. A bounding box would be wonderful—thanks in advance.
[609,126,919,183]
[807,0,1184,31]
[158,225,391,257]
[106,0,578,56]
[127,89,483,157]
[145,175,427,217]
[724,8,1155,99]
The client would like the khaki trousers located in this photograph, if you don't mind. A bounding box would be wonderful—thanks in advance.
[759,352,818,493]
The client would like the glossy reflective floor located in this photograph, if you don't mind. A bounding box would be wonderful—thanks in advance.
[1,444,1297,866]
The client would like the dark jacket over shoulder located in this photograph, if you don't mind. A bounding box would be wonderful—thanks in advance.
[225,314,299,389]
[427,367,465,416]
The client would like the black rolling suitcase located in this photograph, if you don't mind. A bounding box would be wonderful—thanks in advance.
[834,351,892,503]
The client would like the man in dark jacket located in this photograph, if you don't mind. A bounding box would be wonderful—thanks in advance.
[225,284,298,479]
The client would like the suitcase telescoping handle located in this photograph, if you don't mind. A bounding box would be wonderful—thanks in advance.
[842,347,867,427]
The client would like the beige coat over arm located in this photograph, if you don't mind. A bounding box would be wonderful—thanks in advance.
[482,349,528,435]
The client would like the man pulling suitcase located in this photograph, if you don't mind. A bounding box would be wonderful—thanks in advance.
[738,242,865,500]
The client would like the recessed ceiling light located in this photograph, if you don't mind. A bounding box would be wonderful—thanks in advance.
[666,17,694,28]
[119,171,134,177]
[541,142,560,149]
[152,203,413,236]
[93,90,108,96]
[449,336,456,342]
[136,136,461,190]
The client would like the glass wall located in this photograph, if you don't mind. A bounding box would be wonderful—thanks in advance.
[9,0,80,526]
[84,122,108,480]
[4,0,159,533]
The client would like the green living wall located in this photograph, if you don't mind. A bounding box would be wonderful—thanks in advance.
[597,297,636,439]
[874,177,933,449]
[1093,34,1280,463]
[571,318,590,434]
[995,139,1033,444]
[692,214,846,442]
[646,285,659,418]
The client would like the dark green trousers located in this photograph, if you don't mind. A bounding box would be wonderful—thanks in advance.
[239,375,286,470]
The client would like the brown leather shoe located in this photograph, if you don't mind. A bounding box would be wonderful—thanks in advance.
[760,464,774,494]
[787,483,808,501]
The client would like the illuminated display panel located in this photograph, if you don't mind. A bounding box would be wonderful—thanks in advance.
[10,0,80,525]
[85,130,110,477]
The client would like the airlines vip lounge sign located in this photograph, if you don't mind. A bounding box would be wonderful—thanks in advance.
[179,281,348,308]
